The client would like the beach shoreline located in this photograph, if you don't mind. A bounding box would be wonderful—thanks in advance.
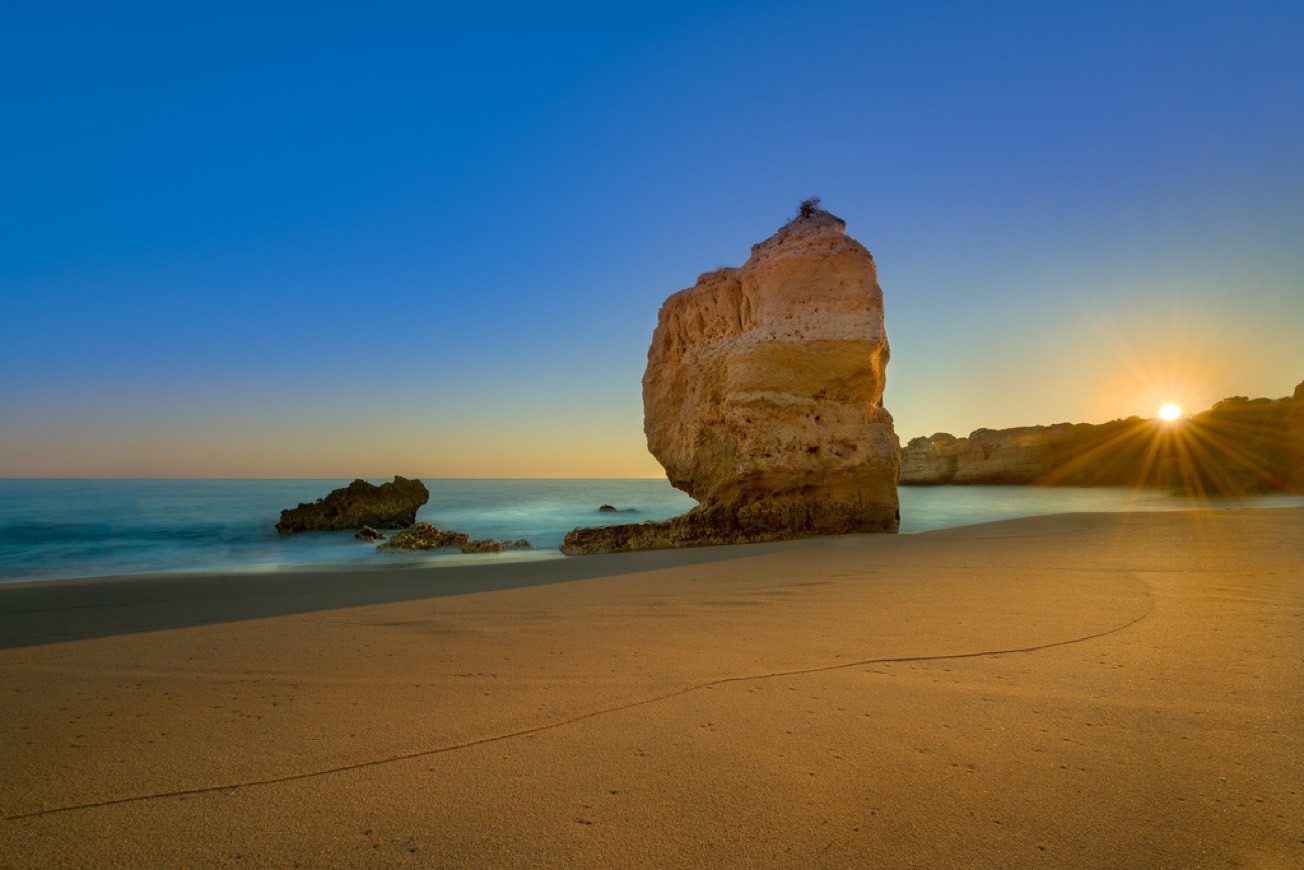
[10,479,1302,586]
[2,507,1301,866]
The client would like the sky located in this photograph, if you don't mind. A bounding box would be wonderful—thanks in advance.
[2,1,1302,478]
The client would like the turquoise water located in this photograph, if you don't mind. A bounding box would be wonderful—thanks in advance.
[0,479,1300,584]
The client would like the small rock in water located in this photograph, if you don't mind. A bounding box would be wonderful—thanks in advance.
[276,476,429,534]
[598,504,618,512]
[354,526,387,542]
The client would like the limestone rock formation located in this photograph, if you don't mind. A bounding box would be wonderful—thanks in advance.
[899,434,961,484]
[564,204,900,554]
[276,477,429,534]
[378,522,531,554]
[901,428,1062,485]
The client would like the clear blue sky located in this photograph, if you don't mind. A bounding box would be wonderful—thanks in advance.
[3,1,1302,477]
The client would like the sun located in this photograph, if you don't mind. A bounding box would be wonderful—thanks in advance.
[1157,402,1183,422]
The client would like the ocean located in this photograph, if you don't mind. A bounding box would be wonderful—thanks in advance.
[1,479,1301,585]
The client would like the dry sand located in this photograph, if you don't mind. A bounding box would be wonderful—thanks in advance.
[1,508,1300,867]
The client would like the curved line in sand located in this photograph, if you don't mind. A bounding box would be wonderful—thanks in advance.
[6,577,1154,822]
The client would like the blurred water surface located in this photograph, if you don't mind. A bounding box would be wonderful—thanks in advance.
[1,479,1299,584]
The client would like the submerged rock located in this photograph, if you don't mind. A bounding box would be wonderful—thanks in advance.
[564,203,900,554]
[276,477,429,534]
[378,523,531,554]
[461,538,533,554]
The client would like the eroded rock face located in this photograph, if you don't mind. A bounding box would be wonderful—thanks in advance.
[276,477,429,534]
[900,434,961,484]
[902,428,1062,485]
[564,208,900,554]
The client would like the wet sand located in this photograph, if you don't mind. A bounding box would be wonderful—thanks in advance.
[1,508,1301,867]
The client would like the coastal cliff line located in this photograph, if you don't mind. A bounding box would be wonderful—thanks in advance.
[901,380,1304,493]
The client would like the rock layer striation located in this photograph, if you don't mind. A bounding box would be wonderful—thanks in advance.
[564,207,900,554]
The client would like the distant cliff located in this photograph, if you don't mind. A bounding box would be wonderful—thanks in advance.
[901,380,1304,494]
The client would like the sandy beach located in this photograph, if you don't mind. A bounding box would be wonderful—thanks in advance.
[1,507,1300,867]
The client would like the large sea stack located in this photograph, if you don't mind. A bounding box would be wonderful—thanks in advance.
[276,476,429,534]
[563,203,900,554]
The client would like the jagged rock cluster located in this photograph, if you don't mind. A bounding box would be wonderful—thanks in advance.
[901,379,1304,493]
[276,478,533,555]
[378,522,531,554]
[276,477,429,534]
[564,204,900,554]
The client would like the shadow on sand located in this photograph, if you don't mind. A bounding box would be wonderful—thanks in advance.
[0,540,810,649]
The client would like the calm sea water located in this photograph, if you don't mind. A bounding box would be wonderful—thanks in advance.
[0,479,1300,584]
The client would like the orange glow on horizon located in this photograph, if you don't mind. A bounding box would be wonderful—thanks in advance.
[1086,300,1235,427]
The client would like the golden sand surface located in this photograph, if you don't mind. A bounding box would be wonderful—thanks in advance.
[1,508,1301,867]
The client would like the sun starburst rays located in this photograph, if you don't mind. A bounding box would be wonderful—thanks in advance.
[1032,406,1284,505]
